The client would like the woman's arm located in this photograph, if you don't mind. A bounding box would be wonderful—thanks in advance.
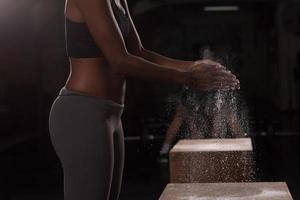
[74,0,239,90]
[122,0,193,69]
[74,0,187,85]
[140,48,194,69]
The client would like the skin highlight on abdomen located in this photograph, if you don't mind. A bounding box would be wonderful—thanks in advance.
[65,57,126,104]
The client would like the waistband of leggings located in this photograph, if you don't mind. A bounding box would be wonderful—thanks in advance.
[58,86,125,109]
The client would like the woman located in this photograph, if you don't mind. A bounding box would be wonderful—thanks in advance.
[48,0,240,199]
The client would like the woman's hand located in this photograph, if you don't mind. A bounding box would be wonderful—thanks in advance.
[185,59,240,91]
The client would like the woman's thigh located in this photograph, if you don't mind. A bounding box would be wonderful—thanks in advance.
[49,96,115,200]
[109,121,125,200]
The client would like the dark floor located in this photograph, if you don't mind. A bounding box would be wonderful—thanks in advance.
[0,134,299,200]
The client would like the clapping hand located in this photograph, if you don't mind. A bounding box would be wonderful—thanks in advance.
[186,59,240,91]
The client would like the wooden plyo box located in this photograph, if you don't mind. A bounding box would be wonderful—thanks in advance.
[169,138,254,183]
[159,182,293,200]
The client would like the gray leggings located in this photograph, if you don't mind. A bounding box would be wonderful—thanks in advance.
[48,86,124,200]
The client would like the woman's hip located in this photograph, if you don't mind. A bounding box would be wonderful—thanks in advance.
[48,86,124,150]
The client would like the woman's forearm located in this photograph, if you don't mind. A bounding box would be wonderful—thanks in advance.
[140,47,195,69]
[114,52,189,86]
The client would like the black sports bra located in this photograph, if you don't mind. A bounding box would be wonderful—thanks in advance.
[65,0,130,58]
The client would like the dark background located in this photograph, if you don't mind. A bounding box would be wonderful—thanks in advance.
[0,0,299,199]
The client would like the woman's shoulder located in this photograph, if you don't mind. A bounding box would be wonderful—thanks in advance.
[65,0,86,23]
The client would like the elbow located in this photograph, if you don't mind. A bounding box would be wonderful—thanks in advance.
[127,45,144,57]
[138,46,145,56]
[110,52,132,74]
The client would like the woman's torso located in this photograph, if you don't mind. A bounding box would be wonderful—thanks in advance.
[64,0,128,105]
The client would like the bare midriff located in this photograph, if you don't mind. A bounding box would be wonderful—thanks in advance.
[64,0,126,105]
[65,57,126,105]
